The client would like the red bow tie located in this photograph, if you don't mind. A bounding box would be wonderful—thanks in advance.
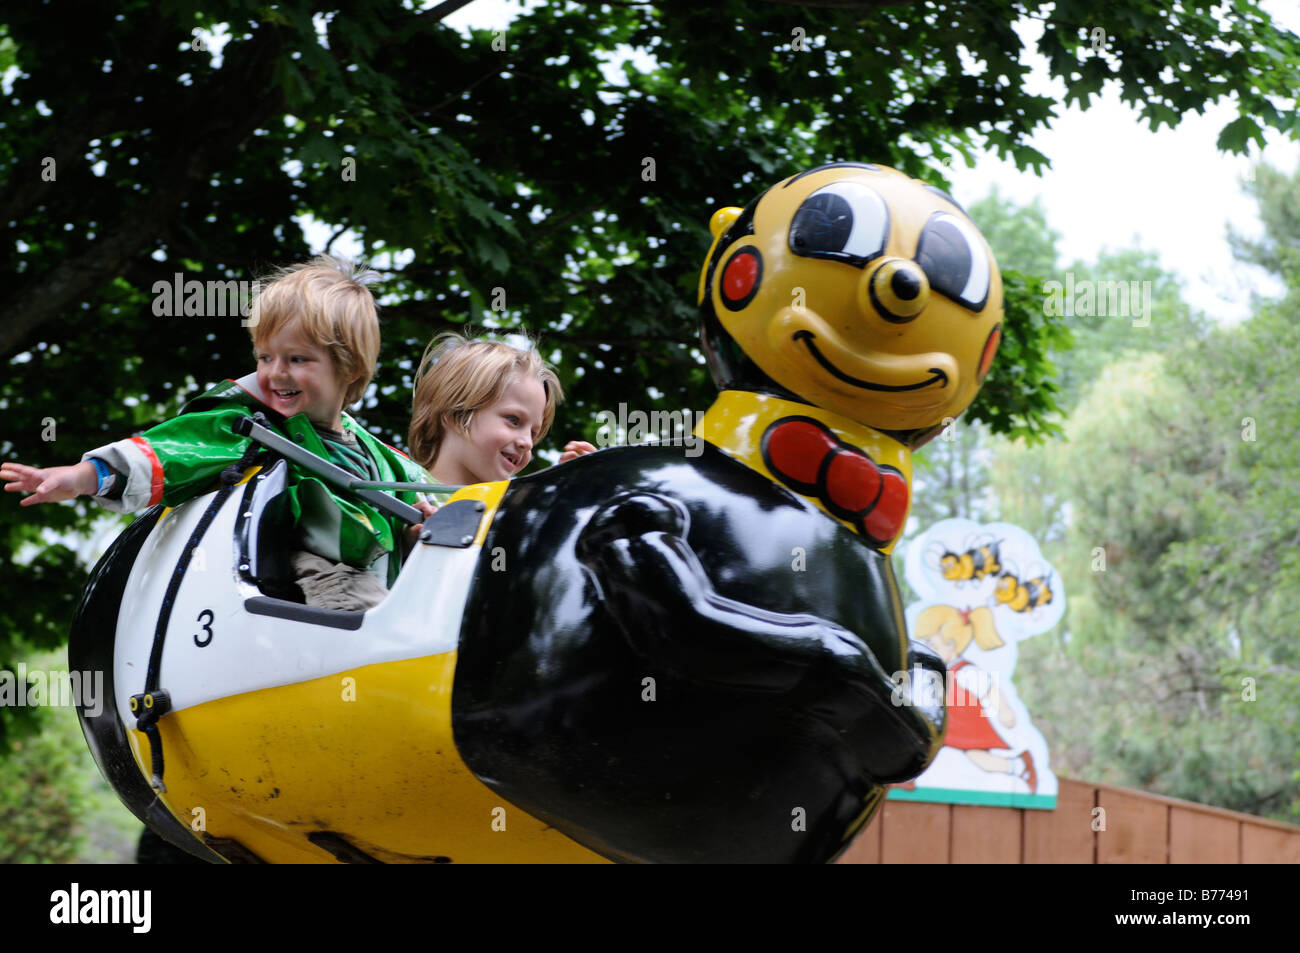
[761,417,909,546]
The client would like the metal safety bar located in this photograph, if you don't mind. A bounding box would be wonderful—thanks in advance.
[231,416,462,525]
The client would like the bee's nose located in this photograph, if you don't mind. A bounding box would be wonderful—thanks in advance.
[863,258,930,323]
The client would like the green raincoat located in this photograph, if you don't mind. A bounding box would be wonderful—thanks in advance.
[82,376,429,585]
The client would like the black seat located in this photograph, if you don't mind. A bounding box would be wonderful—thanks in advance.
[236,459,304,603]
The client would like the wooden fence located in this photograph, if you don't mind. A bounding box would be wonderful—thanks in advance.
[837,778,1300,863]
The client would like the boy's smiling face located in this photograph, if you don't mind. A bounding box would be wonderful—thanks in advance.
[433,375,547,485]
[255,321,351,430]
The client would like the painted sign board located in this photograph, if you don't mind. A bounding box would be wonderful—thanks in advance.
[892,518,1065,809]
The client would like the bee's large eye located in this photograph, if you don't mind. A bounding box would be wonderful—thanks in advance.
[788,182,889,267]
[915,212,991,310]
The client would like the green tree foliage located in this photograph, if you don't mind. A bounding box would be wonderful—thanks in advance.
[968,188,1063,278]
[1162,166,1300,814]
[0,651,95,862]
[1046,248,1208,410]
[0,719,88,863]
[1229,161,1300,285]
[3,1,1299,749]
[995,158,1300,821]
[984,223,1214,548]
[1008,348,1298,821]
[905,189,1069,550]
[908,419,999,532]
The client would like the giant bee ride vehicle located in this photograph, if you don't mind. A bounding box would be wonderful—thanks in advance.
[73,162,1002,863]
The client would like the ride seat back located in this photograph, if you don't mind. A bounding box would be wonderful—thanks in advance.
[237,459,302,602]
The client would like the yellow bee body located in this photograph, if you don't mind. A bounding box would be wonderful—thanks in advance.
[938,538,1002,584]
[993,571,1053,613]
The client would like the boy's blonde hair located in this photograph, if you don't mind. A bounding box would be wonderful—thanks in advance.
[248,255,381,407]
[409,332,562,471]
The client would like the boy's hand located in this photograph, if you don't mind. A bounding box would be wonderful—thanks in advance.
[1,461,98,505]
[557,441,598,464]
[402,499,440,554]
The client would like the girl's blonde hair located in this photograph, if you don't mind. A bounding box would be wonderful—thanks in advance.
[247,255,381,407]
[915,605,1004,655]
[409,332,562,470]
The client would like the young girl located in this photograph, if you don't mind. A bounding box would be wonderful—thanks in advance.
[913,603,1037,792]
[408,332,594,486]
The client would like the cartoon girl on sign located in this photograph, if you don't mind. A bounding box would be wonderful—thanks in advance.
[914,604,1037,792]
[901,518,1062,806]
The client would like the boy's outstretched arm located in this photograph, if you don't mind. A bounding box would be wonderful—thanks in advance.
[1,460,100,506]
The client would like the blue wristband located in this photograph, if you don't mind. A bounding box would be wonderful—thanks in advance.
[89,457,115,496]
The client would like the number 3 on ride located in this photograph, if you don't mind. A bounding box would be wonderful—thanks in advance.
[194,608,215,647]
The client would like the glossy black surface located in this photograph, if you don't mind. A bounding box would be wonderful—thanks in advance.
[452,444,945,864]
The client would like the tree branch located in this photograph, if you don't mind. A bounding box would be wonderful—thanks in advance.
[754,0,913,9]
[0,29,287,357]
[0,20,176,227]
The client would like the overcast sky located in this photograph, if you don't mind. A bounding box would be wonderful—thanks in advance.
[444,0,1300,325]
[942,7,1300,324]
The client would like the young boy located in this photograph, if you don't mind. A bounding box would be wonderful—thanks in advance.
[408,332,594,486]
[1,256,429,611]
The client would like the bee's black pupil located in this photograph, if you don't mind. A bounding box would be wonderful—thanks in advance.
[790,194,853,254]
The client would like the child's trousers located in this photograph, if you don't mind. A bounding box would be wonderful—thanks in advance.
[291,552,388,612]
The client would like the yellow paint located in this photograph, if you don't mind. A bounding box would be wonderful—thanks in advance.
[698,164,1003,433]
[444,479,509,546]
[696,389,912,554]
[697,206,743,305]
[128,475,605,863]
[131,652,608,863]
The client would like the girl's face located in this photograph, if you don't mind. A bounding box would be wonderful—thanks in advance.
[433,375,547,485]
[923,631,961,664]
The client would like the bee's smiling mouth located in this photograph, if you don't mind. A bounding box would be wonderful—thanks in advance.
[792,331,948,392]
